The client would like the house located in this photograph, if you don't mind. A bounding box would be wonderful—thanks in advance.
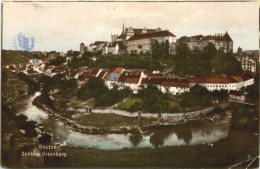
[88,68,102,77]
[141,77,189,95]
[80,72,96,81]
[228,90,245,101]
[127,30,177,54]
[48,51,60,60]
[118,70,145,93]
[90,56,97,62]
[66,69,81,79]
[97,69,111,80]
[161,78,190,95]
[105,68,125,89]
[188,76,240,91]
[89,41,108,52]
[29,59,43,67]
[102,42,126,55]
[240,73,254,87]
[237,55,257,73]
[184,31,233,53]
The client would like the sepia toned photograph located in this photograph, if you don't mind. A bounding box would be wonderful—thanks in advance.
[1,1,259,168]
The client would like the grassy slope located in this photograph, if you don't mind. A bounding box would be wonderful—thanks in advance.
[118,97,204,113]
[2,50,38,65]
[77,113,156,128]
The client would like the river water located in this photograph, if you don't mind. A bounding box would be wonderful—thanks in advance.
[18,92,231,150]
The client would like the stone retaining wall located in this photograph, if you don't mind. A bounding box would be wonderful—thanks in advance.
[90,102,230,123]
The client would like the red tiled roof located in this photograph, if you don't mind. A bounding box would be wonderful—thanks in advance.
[202,32,233,42]
[231,75,244,82]
[204,77,229,84]
[97,71,106,79]
[224,76,238,83]
[118,71,141,84]
[128,30,176,41]
[188,77,205,83]
[81,72,96,79]
[41,58,48,62]
[113,67,124,74]
[141,77,164,85]
[88,68,100,75]
[161,78,189,87]
[103,69,114,80]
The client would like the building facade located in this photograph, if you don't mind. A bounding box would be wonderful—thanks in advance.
[185,31,233,53]
[126,30,177,54]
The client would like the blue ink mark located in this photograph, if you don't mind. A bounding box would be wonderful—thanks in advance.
[13,32,35,52]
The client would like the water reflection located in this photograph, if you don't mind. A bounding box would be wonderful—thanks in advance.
[149,129,173,148]
[174,127,192,144]
[19,93,231,150]
[129,132,143,148]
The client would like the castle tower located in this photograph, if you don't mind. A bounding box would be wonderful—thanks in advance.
[237,46,242,56]
[111,34,118,42]
[80,42,85,54]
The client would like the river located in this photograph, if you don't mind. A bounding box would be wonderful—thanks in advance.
[18,92,232,150]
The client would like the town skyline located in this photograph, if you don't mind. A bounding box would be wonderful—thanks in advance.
[3,2,259,52]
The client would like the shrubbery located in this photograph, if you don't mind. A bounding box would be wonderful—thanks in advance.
[2,105,37,138]
[230,104,258,131]
[47,57,66,66]
[77,78,131,107]
[17,72,37,94]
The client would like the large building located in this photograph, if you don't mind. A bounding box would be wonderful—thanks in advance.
[184,31,233,53]
[235,47,259,73]
[126,30,177,54]
[111,24,177,54]
[115,24,162,46]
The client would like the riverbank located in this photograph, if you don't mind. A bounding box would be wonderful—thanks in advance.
[32,92,231,134]
[44,129,259,168]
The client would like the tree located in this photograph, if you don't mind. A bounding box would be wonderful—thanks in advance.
[138,85,169,113]
[77,78,108,100]
[203,42,217,59]
[151,39,170,59]
[46,57,66,66]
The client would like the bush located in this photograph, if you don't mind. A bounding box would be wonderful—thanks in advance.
[46,57,66,66]
[33,93,52,107]
[17,72,37,94]
[230,105,258,131]
[95,88,132,107]
[38,133,52,144]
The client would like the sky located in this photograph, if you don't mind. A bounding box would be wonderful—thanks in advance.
[2,2,259,52]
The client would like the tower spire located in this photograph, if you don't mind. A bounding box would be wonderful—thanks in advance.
[122,20,125,34]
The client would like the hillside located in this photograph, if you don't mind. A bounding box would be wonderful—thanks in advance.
[2,50,43,65]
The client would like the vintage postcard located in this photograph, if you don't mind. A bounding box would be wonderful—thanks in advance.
[1,1,259,168]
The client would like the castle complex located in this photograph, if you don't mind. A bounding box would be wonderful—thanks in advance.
[81,24,233,55]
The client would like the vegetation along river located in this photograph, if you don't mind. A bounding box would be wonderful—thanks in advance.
[16,92,259,168]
